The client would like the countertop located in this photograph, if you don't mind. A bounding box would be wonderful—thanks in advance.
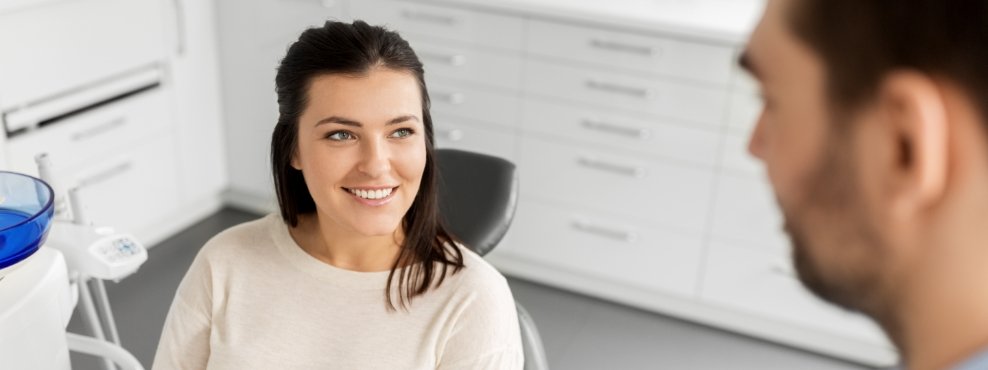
[415,0,765,44]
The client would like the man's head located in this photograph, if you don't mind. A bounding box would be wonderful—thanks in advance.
[743,0,988,320]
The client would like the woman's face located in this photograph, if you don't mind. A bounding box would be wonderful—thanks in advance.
[292,67,427,237]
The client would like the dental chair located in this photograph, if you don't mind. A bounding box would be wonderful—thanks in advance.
[435,148,550,370]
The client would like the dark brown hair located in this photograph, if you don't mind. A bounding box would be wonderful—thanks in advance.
[789,0,988,122]
[271,20,464,310]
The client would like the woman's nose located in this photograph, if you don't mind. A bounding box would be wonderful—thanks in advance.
[357,138,392,177]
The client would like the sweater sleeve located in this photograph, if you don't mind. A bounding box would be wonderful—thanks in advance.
[151,247,215,370]
[436,273,525,370]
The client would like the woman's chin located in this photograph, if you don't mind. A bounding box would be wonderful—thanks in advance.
[349,221,403,238]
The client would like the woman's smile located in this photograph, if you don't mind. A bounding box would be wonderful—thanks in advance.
[342,185,399,206]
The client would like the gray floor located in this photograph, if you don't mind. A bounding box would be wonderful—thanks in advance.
[69,208,875,370]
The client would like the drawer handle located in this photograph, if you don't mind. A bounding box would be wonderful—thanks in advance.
[577,156,645,178]
[580,119,651,140]
[434,91,465,105]
[571,219,638,242]
[419,51,467,67]
[589,38,658,57]
[71,118,126,142]
[400,9,457,25]
[77,161,133,188]
[585,80,652,99]
[438,128,464,142]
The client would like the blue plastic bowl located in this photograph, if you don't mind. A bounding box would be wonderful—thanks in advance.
[0,171,54,271]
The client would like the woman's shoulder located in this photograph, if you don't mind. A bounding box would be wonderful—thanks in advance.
[196,213,282,261]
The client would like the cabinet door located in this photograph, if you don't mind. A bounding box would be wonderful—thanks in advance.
[505,197,704,297]
[0,0,166,110]
[520,99,720,167]
[68,134,181,241]
[5,88,172,176]
[519,135,715,234]
[526,19,734,86]
[169,0,228,203]
[524,60,729,128]
[700,242,892,349]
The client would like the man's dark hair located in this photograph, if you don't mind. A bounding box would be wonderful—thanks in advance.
[790,1,988,121]
[271,20,464,310]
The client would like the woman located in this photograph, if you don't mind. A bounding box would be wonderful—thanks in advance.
[152,20,523,369]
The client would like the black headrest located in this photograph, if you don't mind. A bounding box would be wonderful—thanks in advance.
[435,149,518,257]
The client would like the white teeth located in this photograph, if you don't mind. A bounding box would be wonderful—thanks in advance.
[349,187,394,200]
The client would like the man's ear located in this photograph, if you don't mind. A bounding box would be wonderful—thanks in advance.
[878,71,949,215]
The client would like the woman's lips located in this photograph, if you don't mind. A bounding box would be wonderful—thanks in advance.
[342,186,398,207]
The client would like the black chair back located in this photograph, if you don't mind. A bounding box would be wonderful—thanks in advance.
[435,149,518,257]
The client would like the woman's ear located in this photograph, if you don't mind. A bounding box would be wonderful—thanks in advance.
[878,70,949,217]
[291,151,302,171]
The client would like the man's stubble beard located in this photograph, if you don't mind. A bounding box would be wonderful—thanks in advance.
[779,130,889,318]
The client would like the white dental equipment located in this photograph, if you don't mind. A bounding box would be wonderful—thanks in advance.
[0,154,148,370]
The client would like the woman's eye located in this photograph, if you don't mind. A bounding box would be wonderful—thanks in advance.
[326,131,354,141]
[390,128,414,138]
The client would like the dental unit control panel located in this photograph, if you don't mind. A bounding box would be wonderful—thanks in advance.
[49,222,146,281]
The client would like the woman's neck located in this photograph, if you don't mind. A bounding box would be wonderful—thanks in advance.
[290,213,403,272]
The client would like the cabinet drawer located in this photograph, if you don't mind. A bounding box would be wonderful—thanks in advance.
[350,0,524,52]
[428,79,520,129]
[6,88,172,176]
[432,115,516,162]
[412,38,523,91]
[521,99,719,167]
[526,19,734,86]
[709,174,787,255]
[505,198,703,297]
[701,243,890,345]
[524,60,728,127]
[519,135,714,234]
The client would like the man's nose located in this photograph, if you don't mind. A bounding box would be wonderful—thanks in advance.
[747,112,767,162]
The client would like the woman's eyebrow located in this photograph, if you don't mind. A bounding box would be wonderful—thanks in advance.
[315,115,420,127]
[315,116,361,127]
[387,115,420,125]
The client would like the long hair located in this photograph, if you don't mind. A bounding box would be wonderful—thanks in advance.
[271,20,464,310]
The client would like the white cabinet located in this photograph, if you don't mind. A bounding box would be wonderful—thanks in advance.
[507,198,704,297]
[216,0,348,207]
[519,134,715,234]
[1,0,228,247]
[523,59,729,127]
[525,19,735,86]
[169,0,228,207]
[0,0,167,111]
[3,85,184,243]
[350,0,524,52]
